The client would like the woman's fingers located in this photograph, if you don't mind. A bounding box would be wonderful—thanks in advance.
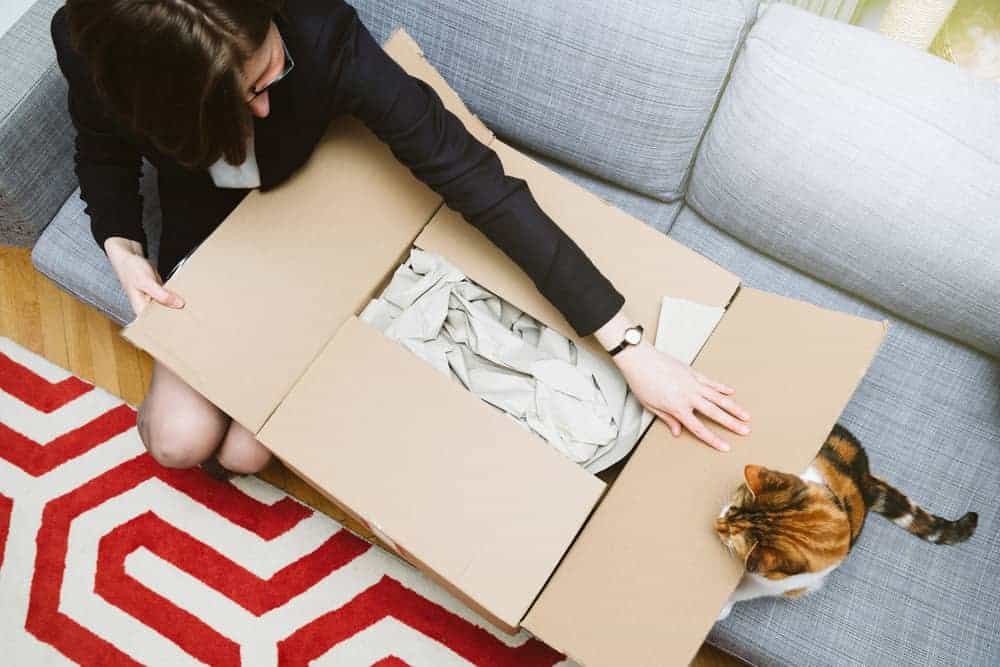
[651,408,682,436]
[694,371,734,395]
[141,279,185,308]
[674,408,731,452]
[683,412,730,452]
[702,387,751,423]
[695,397,750,436]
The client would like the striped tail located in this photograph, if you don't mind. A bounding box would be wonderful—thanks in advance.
[862,475,977,545]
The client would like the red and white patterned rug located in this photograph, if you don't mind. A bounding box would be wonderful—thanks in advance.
[0,336,571,666]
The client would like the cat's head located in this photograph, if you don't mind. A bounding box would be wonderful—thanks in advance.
[715,465,850,579]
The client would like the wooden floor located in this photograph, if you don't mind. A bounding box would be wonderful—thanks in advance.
[1,244,741,667]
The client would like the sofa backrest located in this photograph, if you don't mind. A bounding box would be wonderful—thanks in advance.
[0,0,36,38]
[0,0,76,249]
[352,0,758,203]
[688,3,1000,357]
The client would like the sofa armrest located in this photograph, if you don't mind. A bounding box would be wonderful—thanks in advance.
[688,4,1000,358]
[0,0,77,249]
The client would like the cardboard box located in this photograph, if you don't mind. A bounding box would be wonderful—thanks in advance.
[123,29,888,665]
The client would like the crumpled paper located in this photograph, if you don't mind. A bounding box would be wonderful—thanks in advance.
[360,247,726,473]
[361,247,644,471]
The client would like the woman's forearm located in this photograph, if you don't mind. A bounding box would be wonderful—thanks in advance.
[592,306,638,356]
[335,5,624,337]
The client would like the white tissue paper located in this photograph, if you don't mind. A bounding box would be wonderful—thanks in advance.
[360,247,724,473]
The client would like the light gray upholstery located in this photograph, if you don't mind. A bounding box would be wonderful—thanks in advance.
[0,0,78,249]
[32,134,683,327]
[11,1,1000,665]
[505,138,684,237]
[688,4,1000,358]
[352,0,757,202]
[671,205,999,667]
[31,159,162,327]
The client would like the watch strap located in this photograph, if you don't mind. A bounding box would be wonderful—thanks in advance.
[608,324,643,356]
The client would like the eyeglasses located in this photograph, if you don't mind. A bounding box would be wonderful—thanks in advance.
[246,30,294,103]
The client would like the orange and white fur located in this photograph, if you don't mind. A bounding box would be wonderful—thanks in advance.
[715,424,977,621]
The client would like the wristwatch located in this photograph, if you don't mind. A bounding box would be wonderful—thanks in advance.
[607,324,644,357]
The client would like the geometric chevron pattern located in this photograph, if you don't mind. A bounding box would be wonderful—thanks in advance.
[0,336,572,666]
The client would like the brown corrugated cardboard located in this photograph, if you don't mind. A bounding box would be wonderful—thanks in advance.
[122,29,493,434]
[522,288,889,666]
[414,139,740,353]
[121,117,438,432]
[121,27,889,665]
[256,315,605,631]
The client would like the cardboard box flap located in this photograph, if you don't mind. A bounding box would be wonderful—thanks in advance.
[121,29,491,432]
[524,288,888,666]
[415,139,740,345]
[121,116,438,432]
[257,316,606,630]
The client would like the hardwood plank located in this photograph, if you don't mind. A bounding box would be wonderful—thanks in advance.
[86,304,120,398]
[111,326,145,407]
[0,246,18,340]
[9,249,43,355]
[61,288,94,382]
[34,263,70,370]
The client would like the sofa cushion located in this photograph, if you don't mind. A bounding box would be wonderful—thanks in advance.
[670,205,999,667]
[0,0,79,249]
[688,3,1000,358]
[0,0,36,38]
[351,0,757,202]
[504,138,684,237]
[31,161,163,327]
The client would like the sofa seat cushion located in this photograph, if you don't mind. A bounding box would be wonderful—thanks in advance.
[688,3,1000,358]
[670,205,999,667]
[351,0,758,202]
[31,161,163,327]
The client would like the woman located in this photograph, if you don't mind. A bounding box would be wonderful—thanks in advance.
[51,0,751,476]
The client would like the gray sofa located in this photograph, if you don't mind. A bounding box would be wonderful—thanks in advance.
[4,1,998,664]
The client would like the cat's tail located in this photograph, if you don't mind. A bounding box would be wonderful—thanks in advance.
[862,475,977,545]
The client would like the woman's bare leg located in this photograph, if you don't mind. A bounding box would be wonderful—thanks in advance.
[137,360,229,469]
[216,420,272,474]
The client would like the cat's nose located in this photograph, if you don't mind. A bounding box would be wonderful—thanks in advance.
[715,518,729,535]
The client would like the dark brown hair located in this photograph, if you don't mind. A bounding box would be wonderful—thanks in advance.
[66,0,287,170]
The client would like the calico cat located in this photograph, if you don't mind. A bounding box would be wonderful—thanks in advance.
[715,424,977,620]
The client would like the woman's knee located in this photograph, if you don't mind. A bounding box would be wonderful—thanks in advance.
[139,360,228,469]
[216,420,272,475]
[137,398,226,469]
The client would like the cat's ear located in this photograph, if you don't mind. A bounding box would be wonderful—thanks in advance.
[743,464,770,498]
[745,543,780,574]
[745,465,802,498]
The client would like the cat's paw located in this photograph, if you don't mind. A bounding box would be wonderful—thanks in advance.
[716,604,733,622]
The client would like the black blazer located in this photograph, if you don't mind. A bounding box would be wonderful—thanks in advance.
[50,0,624,337]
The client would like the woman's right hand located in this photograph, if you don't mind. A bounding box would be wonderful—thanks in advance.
[104,236,185,318]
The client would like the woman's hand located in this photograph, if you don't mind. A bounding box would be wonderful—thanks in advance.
[594,310,751,452]
[104,236,185,318]
[614,341,750,451]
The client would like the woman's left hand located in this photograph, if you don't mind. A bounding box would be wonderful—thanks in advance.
[613,340,751,452]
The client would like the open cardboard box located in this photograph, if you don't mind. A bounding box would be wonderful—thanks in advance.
[122,29,888,665]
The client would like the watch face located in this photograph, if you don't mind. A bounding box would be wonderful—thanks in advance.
[624,327,642,345]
